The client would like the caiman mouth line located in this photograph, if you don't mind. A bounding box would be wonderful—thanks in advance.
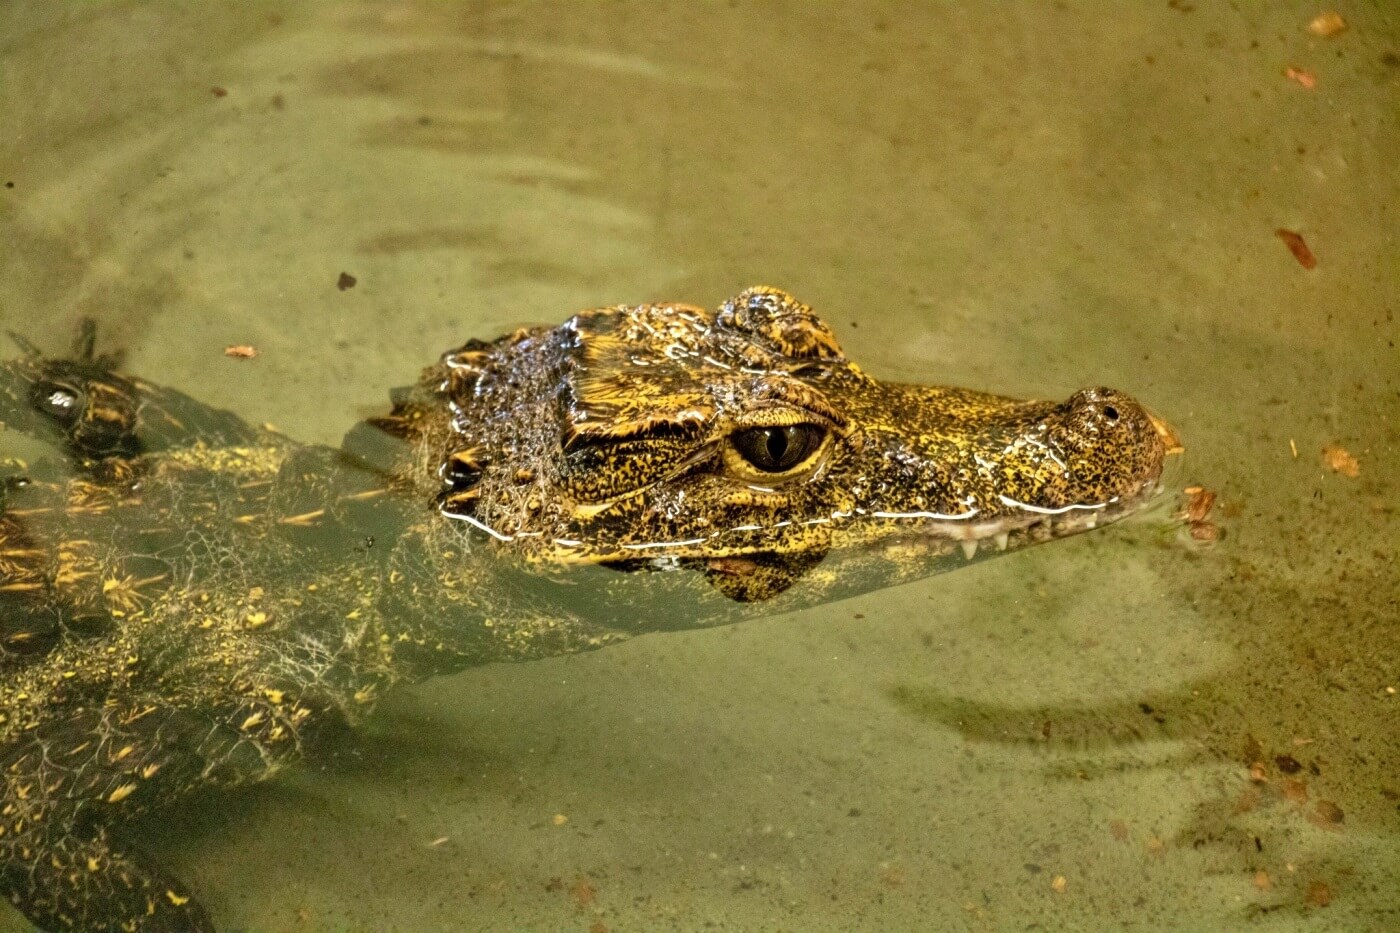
[893,485,1157,561]
[877,449,1183,563]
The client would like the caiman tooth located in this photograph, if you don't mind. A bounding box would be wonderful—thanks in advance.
[994,531,1010,552]
[440,486,481,516]
[960,539,978,561]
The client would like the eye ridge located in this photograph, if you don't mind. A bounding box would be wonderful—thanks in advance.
[733,424,825,473]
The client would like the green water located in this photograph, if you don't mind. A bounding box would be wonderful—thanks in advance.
[1,2,1396,930]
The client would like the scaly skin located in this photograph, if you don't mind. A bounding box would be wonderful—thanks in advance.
[0,287,1175,930]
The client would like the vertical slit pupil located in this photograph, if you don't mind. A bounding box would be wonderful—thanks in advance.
[766,428,789,463]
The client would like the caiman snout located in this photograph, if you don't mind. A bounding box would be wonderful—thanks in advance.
[1020,386,1169,514]
[1056,387,1164,466]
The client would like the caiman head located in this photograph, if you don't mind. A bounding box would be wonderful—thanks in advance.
[383,287,1178,629]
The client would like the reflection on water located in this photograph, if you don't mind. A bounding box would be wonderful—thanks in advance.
[1,1,1396,930]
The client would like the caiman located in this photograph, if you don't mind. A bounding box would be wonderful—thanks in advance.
[0,287,1175,931]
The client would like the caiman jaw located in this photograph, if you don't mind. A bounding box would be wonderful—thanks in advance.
[832,383,1176,568]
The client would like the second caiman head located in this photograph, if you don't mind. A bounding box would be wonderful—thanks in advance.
[379,286,1178,634]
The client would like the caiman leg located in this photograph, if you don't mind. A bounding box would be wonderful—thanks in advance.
[0,697,272,932]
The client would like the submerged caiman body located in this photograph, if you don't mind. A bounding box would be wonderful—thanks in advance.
[0,288,1175,930]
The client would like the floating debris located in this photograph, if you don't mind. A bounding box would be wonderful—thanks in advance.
[1305,879,1333,906]
[1275,228,1318,268]
[1182,486,1216,523]
[1281,778,1309,804]
[1179,486,1223,543]
[1284,66,1318,89]
[1308,799,1345,829]
[337,271,358,291]
[570,876,596,908]
[223,344,258,359]
[1321,444,1360,477]
[1307,12,1347,38]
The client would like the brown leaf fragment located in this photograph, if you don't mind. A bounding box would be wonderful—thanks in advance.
[223,344,258,359]
[1275,754,1302,774]
[211,86,228,98]
[1308,799,1345,829]
[1283,66,1318,89]
[1249,761,1269,783]
[570,877,596,908]
[1253,869,1272,891]
[1234,785,1262,814]
[1305,879,1332,906]
[1188,521,1222,542]
[337,271,358,291]
[1281,778,1309,805]
[1178,486,1222,543]
[1109,819,1130,841]
[1321,445,1359,477]
[1050,874,1068,893]
[1182,488,1216,523]
[1275,228,1317,267]
[589,921,610,933]
[1307,12,1347,38]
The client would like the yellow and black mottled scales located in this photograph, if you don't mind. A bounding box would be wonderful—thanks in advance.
[0,290,1173,931]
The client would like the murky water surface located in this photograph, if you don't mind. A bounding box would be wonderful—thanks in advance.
[2,2,1396,930]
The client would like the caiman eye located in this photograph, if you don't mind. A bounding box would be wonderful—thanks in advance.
[33,381,82,425]
[731,424,826,473]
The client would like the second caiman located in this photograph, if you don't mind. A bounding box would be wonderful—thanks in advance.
[0,287,1177,930]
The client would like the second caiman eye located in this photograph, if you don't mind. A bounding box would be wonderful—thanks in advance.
[731,424,826,473]
[34,381,82,425]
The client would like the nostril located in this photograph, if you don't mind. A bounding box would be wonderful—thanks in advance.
[1103,405,1120,422]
